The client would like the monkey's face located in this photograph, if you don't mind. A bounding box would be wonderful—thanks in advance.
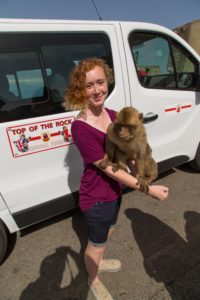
[114,107,143,141]
[114,124,137,141]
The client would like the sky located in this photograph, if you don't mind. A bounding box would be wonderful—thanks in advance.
[0,0,199,29]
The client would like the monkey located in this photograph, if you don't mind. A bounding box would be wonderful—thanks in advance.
[99,106,158,193]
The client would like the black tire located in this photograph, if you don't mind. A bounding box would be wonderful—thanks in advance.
[0,220,8,265]
[190,143,200,172]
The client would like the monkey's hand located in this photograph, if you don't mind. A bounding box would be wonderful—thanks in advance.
[98,154,110,169]
[138,176,149,193]
[112,163,120,172]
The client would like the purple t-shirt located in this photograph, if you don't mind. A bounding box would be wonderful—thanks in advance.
[71,108,122,211]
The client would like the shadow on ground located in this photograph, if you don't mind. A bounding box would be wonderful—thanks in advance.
[20,209,89,300]
[125,208,200,300]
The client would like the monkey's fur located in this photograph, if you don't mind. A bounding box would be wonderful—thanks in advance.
[99,106,158,193]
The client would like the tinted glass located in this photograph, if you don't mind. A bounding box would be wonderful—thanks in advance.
[0,32,113,123]
[129,31,198,90]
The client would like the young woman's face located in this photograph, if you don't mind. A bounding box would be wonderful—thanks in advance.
[85,66,108,108]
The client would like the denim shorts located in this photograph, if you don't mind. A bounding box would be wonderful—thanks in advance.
[82,198,121,247]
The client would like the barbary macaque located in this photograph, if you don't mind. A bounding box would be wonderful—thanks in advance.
[99,106,158,193]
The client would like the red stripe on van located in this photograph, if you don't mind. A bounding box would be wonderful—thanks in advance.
[30,136,41,141]
[181,104,192,109]
[165,107,176,112]
[50,132,61,137]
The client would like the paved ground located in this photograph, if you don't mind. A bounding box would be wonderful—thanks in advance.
[0,164,200,300]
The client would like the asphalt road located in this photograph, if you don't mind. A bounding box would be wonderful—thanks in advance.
[0,164,200,300]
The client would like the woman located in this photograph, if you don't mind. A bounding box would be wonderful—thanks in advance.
[64,58,169,300]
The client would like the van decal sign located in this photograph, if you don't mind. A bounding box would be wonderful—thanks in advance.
[7,116,74,158]
[165,103,192,114]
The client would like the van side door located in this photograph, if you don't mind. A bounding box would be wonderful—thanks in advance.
[120,22,200,171]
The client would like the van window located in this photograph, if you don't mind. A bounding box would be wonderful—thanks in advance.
[171,41,196,88]
[0,51,47,101]
[0,32,113,123]
[129,32,198,90]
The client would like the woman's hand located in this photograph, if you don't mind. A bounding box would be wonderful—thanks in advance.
[147,185,169,201]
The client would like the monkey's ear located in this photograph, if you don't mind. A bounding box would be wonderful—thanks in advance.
[139,113,143,120]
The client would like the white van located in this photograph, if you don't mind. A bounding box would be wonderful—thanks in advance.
[0,18,200,263]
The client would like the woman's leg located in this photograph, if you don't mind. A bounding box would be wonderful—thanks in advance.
[86,243,114,300]
[83,199,121,281]
[84,243,106,284]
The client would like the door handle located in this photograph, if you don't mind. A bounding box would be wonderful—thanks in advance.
[143,112,158,124]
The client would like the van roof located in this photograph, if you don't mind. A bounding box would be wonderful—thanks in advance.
[0,18,166,29]
[0,18,170,35]
[0,18,199,59]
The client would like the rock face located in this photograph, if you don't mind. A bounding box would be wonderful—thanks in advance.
[174,19,200,55]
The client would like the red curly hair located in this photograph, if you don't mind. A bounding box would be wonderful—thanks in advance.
[63,57,114,111]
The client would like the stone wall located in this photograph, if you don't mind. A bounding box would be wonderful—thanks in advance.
[174,19,200,55]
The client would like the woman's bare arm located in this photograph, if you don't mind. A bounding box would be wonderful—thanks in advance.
[93,160,169,201]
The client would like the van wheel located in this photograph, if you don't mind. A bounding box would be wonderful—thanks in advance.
[190,143,200,172]
[0,220,8,264]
